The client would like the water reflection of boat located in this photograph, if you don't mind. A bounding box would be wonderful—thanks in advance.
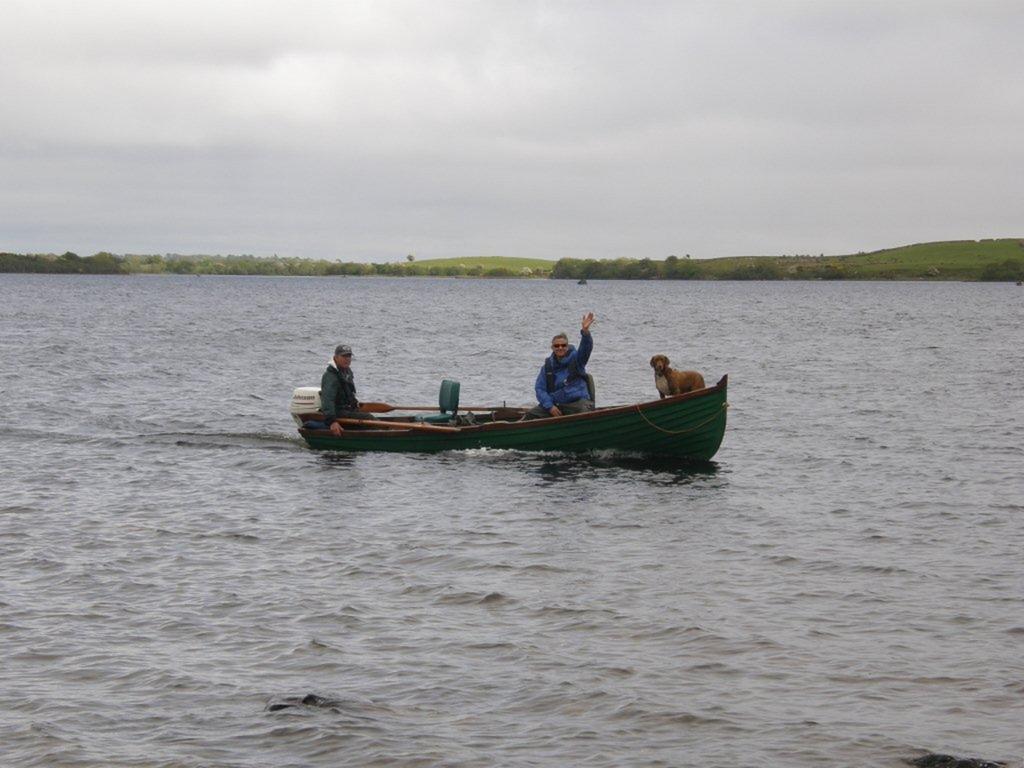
[291,376,728,461]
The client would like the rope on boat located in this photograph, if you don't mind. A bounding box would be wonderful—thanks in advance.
[634,402,728,435]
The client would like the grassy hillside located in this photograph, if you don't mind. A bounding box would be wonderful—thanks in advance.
[835,239,1024,279]
[694,239,1024,280]
[412,256,553,273]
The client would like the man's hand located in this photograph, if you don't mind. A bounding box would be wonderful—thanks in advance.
[549,406,563,417]
[329,421,344,436]
[581,312,595,333]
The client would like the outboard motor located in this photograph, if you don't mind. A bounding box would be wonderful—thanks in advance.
[289,387,321,426]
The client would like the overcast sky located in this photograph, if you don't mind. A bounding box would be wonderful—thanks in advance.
[2,1,1022,261]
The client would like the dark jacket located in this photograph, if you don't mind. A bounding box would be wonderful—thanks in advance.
[320,361,358,419]
[534,331,593,411]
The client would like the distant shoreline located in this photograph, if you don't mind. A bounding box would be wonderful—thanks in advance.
[3,239,1023,281]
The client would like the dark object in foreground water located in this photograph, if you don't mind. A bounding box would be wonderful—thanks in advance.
[266,693,342,712]
[908,753,1007,768]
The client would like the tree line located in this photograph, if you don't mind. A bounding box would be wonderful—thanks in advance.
[550,255,869,280]
[0,252,530,278]
[3,250,1022,281]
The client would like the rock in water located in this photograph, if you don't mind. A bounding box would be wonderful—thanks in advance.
[908,754,1006,768]
[266,693,343,712]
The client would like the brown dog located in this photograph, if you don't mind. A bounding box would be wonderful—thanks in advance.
[650,354,705,398]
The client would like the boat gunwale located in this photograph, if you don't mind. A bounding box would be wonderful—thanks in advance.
[298,375,727,439]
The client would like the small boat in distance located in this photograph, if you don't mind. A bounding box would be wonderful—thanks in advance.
[291,376,728,461]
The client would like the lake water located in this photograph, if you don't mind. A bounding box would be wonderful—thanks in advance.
[1,274,1022,768]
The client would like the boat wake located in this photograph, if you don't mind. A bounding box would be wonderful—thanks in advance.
[0,425,304,452]
[144,430,306,452]
[446,446,720,480]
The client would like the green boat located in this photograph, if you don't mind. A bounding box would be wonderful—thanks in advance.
[291,375,728,461]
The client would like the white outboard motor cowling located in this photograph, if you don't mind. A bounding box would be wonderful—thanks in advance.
[289,387,322,426]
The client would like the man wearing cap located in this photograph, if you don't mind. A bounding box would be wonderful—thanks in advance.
[321,344,368,435]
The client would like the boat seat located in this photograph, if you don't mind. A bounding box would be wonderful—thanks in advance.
[585,373,596,406]
[415,379,460,423]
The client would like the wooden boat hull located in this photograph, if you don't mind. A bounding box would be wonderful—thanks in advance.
[299,375,728,461]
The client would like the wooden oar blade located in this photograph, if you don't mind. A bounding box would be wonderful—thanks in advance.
[360,402,484,412]
[358,402,396,413]
[359,401,512,413]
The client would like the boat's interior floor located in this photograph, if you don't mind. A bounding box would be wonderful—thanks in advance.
[380,412,520,426]
[299,405,627,431]
[301,409,525,430]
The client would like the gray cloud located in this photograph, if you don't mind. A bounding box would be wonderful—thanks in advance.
[2,0,1022,259]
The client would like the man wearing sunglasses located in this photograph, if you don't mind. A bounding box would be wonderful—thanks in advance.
[525,312,596,419]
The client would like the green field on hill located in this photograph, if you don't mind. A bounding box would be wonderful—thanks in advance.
[697,239,1024,280]
[412,256,554,273]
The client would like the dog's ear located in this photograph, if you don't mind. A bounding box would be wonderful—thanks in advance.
[649,355,658,367]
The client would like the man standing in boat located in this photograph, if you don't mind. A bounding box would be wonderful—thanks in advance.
[321,344,369,435]
[525,312,595,419]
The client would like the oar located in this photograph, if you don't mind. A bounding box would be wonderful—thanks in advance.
[334,417,459,434]
[359,402,502,413]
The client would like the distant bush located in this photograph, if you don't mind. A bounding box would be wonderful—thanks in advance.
[551,256,708,280]
[978,259,1024,282]
[0,253,44,272]
[663,255,703,279]
[798,262,848,280]
[550,259,588,280]
[720,261,783,280]
[0,251,125,274]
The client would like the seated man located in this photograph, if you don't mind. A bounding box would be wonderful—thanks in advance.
[319,343,372,435]
[524,312,595,419]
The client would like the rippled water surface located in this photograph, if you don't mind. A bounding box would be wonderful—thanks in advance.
[2,274,1022,767]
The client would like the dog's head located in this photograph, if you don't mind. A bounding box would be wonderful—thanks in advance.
[650,354,670,374]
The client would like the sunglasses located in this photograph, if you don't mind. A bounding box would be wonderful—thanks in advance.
[552,343,568,348]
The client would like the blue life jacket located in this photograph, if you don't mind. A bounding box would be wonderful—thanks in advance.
[534,332,593,409]
[545,355,582,393]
